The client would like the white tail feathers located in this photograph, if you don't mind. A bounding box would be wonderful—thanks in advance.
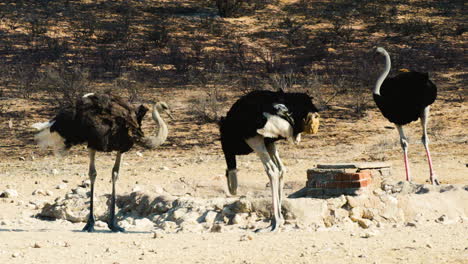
[32,121,66,154]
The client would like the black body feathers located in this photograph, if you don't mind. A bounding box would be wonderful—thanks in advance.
[373,72,437,125]
[219,90,318,159]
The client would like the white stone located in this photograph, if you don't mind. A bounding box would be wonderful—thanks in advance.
[203,211,218,225]
[32,189,47,196]
[0,189,18,198]
[134,218,154,228]
[56,183,67,190]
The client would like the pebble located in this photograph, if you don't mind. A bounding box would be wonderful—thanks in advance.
[211,223,223,233]
[239,234,253,241]
[136,151,143,157]
[33,242,42,248]
[32,189,47,196]
[56,183,67,190]
[1,189,18,198]
[153,231,164,239]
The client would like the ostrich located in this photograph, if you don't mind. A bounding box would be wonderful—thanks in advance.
[373,47,439,185]
[219,90,320,232]
[32,92,173,232]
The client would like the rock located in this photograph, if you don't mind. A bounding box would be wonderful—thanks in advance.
[72,187,88,198]
[51,169,59,175]
[32,189,47,196]
[179,222,203,233]
[240,234,254,241]
[56,183,67,190]
[232,213,248,225]
[12,252,21,258]
[159,221,177,232]
[132,185,142,193]
[360,230,379,238]
[327,196,347,210]
[95,221,107,228]
[406,222,417,227]
[81,180,91,188]
[0,189,18,198]
[357,219,373,229]
[153,231,164,239]
[350,207,364,221]
[33,242,42,248]
[38,195,107,223]
[202,211,218,225]
[436,214,448,223]
[211,223,223,233]
[134,218,154,228]
[46,190,54,196]
[136,151,143,157]
[171,208,188,222]
[232,198,252,213]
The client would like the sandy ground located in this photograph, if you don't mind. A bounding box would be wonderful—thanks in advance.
[1,87,467,264]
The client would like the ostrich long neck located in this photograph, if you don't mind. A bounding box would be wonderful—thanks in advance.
[142,106,168,149]
[374,49,391,96]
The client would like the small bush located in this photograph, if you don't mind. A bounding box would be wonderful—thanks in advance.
[37,66,90,107]
[215,0,245,18]
[190,85,227,123]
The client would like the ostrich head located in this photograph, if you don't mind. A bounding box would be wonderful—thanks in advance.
[375,46,387,54]
[154,101,174,119]
[285,93,320,136]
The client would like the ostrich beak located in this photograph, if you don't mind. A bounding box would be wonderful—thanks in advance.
[165,109,175,120]
[303,112,320,134]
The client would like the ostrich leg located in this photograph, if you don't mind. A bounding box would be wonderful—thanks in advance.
[246,136,283,232]
[396,125,411,182]
[266,142,285,221]
[420,107,439,185]
[108,152,125,232]
[83,149,97,232]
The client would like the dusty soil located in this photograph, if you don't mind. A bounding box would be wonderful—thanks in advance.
[1,86,467,264]
[0,0,467,263]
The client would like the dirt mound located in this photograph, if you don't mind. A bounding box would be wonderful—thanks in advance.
[37,181,468,233]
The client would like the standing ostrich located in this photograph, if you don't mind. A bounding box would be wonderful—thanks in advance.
[373,47,439,185]
[32,92,173,232]
[219,90,320,232]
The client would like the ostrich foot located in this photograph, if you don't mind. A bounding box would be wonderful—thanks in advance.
[430,175,440,186]
[108,222,125,233]
[255,218,283,233]
[82,221,95,232]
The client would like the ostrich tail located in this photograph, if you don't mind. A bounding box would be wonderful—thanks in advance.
[31,121,67,155]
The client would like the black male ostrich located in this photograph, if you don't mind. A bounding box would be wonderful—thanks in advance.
[219,90,320,232]
[32,92,173,232]
[373,47,439,185]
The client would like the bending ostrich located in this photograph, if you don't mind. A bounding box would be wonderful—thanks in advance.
[373,47,439,185]
[32,92,173,232]
[219,90,320,231]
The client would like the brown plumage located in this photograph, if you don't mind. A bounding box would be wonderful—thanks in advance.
[32,92,173,232]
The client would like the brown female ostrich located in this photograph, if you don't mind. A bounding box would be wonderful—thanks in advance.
[32,92,172,232]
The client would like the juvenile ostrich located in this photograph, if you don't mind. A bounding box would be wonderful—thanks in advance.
[219,90,320,231]
[32,92,173,232]
[373,47,439,185]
